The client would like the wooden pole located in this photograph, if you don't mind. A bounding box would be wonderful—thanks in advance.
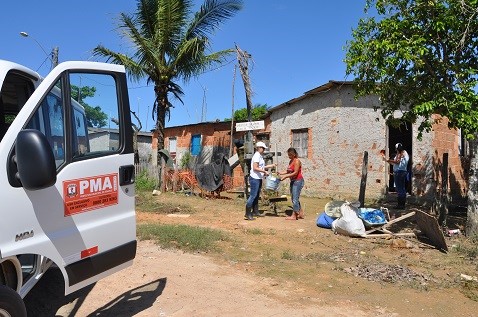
[229,65,237,157]
[438,153,449,227]
[358,151,368,207]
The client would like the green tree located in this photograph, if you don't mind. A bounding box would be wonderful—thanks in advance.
[345,0,478,234]
[71,85,108,128]
[226,103,268,121]
[92,0,242,152]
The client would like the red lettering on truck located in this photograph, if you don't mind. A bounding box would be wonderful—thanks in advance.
[63,173,118,216]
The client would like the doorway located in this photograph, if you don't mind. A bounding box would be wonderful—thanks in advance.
[388,122,412,193]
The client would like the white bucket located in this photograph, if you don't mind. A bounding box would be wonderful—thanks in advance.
[265,174,281,191]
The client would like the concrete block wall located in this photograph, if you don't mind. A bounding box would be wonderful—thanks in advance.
[270,85,387,200]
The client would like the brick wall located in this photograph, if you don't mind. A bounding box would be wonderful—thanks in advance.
[430,115,469,202]
[269,85,468,202]
[152,120,271,189]
[270,85,387,200]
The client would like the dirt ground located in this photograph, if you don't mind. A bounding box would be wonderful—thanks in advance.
[24,191,478,317]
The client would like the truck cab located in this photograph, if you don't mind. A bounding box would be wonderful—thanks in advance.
[0,60,136,316]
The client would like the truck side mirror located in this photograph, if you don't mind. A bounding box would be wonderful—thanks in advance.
[15,129,56,190]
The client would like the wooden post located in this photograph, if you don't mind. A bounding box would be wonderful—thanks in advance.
[160,156,166,192]
[438,153,449,227]
[358,151,368,207]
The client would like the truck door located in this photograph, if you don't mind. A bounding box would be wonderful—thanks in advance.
[0,62,136,295]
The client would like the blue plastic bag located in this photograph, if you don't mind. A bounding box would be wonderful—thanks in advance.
[316,212,336,229]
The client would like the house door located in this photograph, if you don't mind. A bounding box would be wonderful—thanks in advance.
[388,122,412,193]
[191,134,201,156]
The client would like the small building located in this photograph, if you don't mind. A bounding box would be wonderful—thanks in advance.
[268,81,469,203]
[89,127,153,162]
[156,119,271,188]
[151,81,468,204]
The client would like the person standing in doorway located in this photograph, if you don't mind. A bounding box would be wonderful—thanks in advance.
[245,141,276,220]
[382,143,409,209]
[279,147,305,220]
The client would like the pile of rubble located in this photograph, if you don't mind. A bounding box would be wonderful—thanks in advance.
[344,263,434,284]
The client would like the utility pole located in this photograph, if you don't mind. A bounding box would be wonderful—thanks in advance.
[20,32,59,69]
[229,65,237,157]
[235,44,254,200]
[235,44,254,156]
[51,47,59,67]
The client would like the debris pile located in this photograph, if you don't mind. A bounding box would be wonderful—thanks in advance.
[344,264,434,284]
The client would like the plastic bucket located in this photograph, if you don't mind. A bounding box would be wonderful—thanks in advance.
[265,174,281,191]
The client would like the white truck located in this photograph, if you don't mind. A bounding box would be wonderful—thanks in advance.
[0,60,136,316]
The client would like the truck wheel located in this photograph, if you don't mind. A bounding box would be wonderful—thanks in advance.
[0,285,27,317]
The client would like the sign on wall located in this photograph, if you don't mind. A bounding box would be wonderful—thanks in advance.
[235,120,265,131]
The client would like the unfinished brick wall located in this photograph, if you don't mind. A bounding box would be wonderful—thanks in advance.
[154,120,271,189]
[270,85,387,200]
[430,115,469,203]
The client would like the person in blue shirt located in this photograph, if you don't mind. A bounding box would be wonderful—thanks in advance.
[382,143,410,209]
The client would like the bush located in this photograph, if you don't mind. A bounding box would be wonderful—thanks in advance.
[180,151,192,169]
[135,170,156,191]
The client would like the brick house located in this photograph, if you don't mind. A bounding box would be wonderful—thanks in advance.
[154,119,271,188]
[267,80,469,203]
[151,81,468,203]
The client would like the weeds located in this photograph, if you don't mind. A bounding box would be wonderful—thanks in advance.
[136,190,194,214]
[246,228,263,235]
[135,170,156,191]
[137,223,228,252]
[450,234,478,260]
[460,280,478,302]
[281,250,295,260]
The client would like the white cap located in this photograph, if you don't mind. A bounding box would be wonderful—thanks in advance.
[255,141,268,149]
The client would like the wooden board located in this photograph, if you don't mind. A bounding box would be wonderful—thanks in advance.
[414,209,448,252]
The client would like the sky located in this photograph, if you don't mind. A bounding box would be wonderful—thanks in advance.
[1,0,370,131]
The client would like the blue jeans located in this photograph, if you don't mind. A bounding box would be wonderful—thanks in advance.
[246,177,262,209]
[394,170,407,199]
[289,178,304,212]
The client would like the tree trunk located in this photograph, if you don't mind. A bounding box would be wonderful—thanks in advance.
[155,86,168,191]
[133,131,139,164]
[466,139,478,236]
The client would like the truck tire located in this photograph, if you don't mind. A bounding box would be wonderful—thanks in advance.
[0,285,27,317]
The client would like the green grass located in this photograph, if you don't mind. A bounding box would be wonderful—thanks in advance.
[137,223,228,252]
[136,190,194,214]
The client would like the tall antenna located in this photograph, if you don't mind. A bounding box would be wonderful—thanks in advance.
[200,84,207,122]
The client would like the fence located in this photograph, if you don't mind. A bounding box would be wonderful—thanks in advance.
[135,162,159,185]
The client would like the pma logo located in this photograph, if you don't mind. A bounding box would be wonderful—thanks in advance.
[67,184,77,198]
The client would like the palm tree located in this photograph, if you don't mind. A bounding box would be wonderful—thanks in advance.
[93,0,242,162]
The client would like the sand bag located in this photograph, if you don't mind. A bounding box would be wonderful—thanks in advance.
[331,202,366,237]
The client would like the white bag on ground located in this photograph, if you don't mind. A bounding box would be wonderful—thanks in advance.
[331,202,366,237]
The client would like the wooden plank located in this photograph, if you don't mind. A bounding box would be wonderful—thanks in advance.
[383,211,416,228]
[415,209,448,252]
[269,197,287,202]
[364,233,416,238]
[364,211,416,235]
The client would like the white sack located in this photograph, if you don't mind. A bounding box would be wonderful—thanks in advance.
[331,202,366,237]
